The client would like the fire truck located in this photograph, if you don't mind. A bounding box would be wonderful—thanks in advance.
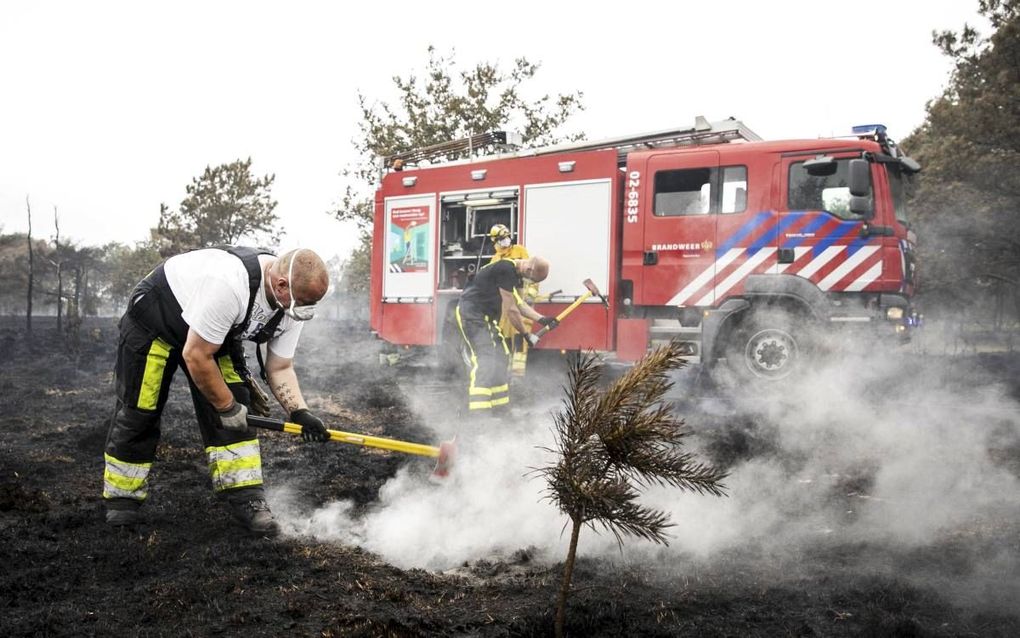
[369,117,920,382]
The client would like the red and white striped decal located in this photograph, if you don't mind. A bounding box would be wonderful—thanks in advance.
[665,212,885,307]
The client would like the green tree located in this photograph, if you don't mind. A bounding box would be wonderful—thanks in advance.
[157,157,280,256]
[337,233,372,296]
[540,342,727,638]
[0,232,57,317]
[99,240,163,311]
[332,46,585,294]
[903,0,1020,319]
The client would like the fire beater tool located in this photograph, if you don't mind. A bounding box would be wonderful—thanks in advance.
[246,415,456,479]
[533,278,609,338]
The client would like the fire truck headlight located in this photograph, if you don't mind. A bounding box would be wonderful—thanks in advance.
[886,307,904,321]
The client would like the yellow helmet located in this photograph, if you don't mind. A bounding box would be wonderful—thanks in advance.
[489,224,510,241]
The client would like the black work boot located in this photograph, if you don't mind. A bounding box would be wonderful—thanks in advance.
[105,498,141,527]
[226,496,280,537]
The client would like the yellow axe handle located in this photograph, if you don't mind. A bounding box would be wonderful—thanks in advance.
[248,416,441,458]
[534,290,594,337]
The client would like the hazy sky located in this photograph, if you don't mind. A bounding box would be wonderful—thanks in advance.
[0,1,985,262]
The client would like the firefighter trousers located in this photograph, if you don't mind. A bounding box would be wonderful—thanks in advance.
[455,306,510,412]
[102,312,263,508]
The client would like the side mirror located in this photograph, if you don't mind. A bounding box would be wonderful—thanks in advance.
[803,156,837,176]
[900,156,921,173]
[848,159,870,197]
[849,195,871,216]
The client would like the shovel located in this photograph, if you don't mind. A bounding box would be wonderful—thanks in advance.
[533,278,609,338]
[246,415,456,479]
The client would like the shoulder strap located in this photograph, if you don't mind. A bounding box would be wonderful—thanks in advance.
[252,311,286,382]
[220,245,283,383]
[219,245,275,338]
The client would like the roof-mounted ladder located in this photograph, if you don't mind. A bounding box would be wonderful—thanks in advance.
[525,116,762,165]
[384,131,524,168]
[381,116,762,171]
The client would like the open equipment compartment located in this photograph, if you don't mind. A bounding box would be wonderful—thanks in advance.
[438,189,520,290]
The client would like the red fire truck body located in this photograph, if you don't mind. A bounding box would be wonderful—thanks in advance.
[369,118,919,380]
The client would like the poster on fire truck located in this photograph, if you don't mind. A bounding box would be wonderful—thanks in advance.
[383,196,434,300]
[388,205,430,273]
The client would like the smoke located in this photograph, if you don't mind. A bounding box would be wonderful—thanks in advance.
[275,332,1020,609]
[628,345,1020,611]
[273,411,573,569]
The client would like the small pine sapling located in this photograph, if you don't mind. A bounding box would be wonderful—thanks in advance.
[540,341,728,638]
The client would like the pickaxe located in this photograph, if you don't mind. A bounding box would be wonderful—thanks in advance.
[534,278,608,337]
[246,415,456,479]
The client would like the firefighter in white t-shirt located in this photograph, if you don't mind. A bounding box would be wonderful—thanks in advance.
[101,246,330,537]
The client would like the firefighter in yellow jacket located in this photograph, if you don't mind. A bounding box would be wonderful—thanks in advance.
[487,224,539,375]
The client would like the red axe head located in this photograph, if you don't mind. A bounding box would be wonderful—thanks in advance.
[430,437,457,480]
[583,279,609,308]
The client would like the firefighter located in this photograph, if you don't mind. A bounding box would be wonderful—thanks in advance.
[488,224,527,261]
[102,247,331,537]
[455,255,557,414]
[487,224,538,375]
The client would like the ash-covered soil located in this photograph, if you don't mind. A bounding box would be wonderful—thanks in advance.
[1,316,1019,637]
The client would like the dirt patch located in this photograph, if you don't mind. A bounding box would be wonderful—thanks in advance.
[1,316,1019,637]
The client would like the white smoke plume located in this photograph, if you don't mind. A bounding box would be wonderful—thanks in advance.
[273,409,573,569]
[275,341,1020,605]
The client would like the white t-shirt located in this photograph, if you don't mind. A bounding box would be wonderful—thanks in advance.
[163,249,303,359]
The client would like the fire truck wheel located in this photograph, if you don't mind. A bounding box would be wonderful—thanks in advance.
[726,309,809,383]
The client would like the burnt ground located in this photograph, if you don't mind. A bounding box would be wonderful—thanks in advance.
[2,315,1020,637]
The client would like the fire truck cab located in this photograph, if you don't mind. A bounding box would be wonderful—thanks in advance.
[369,118,920,382]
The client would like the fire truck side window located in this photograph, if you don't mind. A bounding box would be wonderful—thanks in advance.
[720,166,748,213]
[789,158,873,219]
[654,168,713,216]
[654,165,747,216]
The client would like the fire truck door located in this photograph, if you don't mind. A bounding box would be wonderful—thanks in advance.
[641,151,721,307]
[775,154,879,294]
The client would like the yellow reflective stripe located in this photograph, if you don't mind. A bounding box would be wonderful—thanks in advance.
[138,338,172,411]
[469,400,493,410]
[456,306,483,399]
[206,440,263,492]
[490,384,508,394]
[491,396,509,406]
[103,453,150,500]
[206,440,261,463]
[470,387,492,396]
[512,288,524,306]
[218,356,242,384]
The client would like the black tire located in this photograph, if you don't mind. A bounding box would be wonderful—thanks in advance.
[724,309,811,383]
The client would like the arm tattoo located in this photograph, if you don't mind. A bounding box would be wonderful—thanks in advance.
[271,380,301,413]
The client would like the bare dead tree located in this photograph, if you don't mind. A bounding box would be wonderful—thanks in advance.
[53,205,63,334]
[26,196,34,337]
[540,341,728,638]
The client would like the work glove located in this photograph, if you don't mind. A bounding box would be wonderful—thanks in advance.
[526,333,541,347]
[244,376,272,417]
[216,401,249,432]
[290,408,330,443]
[537,316,560,330]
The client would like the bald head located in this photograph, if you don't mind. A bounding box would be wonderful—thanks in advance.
[278,248,329,305]
[520,256,550,283]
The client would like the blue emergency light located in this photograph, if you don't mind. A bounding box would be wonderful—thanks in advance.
[852,124,887,137]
